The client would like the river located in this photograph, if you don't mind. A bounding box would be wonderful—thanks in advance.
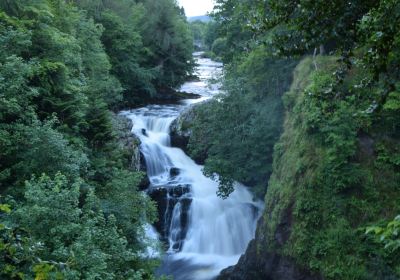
[121,53,262,280]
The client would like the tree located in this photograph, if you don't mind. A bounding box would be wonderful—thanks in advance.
[367,215,400,254]
[140,0,194,91]
[75,13,123,109]
[97,8,156,105]
[84,99,114,149]
[11,173,154,279]
[99,169,157,249]
[189,45,297,198]
[2,119,88,191]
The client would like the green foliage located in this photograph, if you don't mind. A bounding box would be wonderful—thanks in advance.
[7,173,155,279]
[207,0,400,278]
[1,201,65,280]
[189,20,221,52]
[367,215,400,253]
[0,0,192,277]
[261,57,400,279]
[189,45,297,198]
[16,173,82,250]
[84,100,114,149]
[140,0,194,90]
[211,37,227,59]
[227,0,377,56]
[8,119,88,186]
[75,13,123,109]
[204,21,221,51]
[96,8,156,104]
[211,0,258,63]
[75,0,194,105]
[189,20,206,50]
[99,169,157,247]
[0,55,37,122]
[358,0,400,82]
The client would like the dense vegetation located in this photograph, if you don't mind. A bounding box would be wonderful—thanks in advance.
[190,20,226,61]
[188,1,298,198]
[1,0,399,278]
[0,0,193,278]
[189,49,297,197]
[189,0,400,278]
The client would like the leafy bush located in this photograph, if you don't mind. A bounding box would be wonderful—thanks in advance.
[189,45,297,198]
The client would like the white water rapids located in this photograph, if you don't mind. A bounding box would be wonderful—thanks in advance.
[121,53,262,280]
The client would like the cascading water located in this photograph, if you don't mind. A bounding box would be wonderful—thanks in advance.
[122,53,262,280]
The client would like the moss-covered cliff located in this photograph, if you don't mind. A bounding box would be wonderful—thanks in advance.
[219,57,400,279]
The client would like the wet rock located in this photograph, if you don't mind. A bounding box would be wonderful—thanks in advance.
[170,167,180,178]
[169,197,192,252]
[113,114,150,190]
[217,212,322,280]
[148,184,192,244]
[112,113,142,171]
[170,105,197,147]
[170,134,189,152]
[218,240,322,280]
[139,151,147,172]
[169,184,190,197]
[150,89,202,103]
[137,175,150,191]
[179,197,192,234]
[170,101,210,164]
[171,241,183,251]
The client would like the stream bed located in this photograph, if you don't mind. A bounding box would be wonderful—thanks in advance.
[121,53,262,280]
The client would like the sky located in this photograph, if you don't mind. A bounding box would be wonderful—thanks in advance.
[177,0,215,17]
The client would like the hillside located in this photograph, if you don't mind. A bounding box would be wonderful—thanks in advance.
[188,15,211,22]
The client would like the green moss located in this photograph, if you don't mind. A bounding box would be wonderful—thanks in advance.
[261,56,400,279]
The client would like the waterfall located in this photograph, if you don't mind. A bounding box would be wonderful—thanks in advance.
[122,53,262,280]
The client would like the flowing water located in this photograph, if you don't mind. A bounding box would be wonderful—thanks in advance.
[121,53,262,280]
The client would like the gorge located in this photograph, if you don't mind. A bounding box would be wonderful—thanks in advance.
[121,54,262,280]
[1,1,399,279]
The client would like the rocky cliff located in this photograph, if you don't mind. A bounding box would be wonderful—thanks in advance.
[218,57,400,279]
[112,114,149,189]
[218,218,322,280]
[170,101,210,164]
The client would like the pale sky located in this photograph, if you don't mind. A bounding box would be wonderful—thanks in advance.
[178,0,215,17]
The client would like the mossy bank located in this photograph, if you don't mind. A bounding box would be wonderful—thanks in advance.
[218,57,400,279]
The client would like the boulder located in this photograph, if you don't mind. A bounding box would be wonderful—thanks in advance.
[170,104,198,145]
[112,113,141,170]
[137,174,150,191]
[148,184,192,246]
[170,100,210,164]
[169,167,180,178]
[112,113,150,189]
[217,213,322,280]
